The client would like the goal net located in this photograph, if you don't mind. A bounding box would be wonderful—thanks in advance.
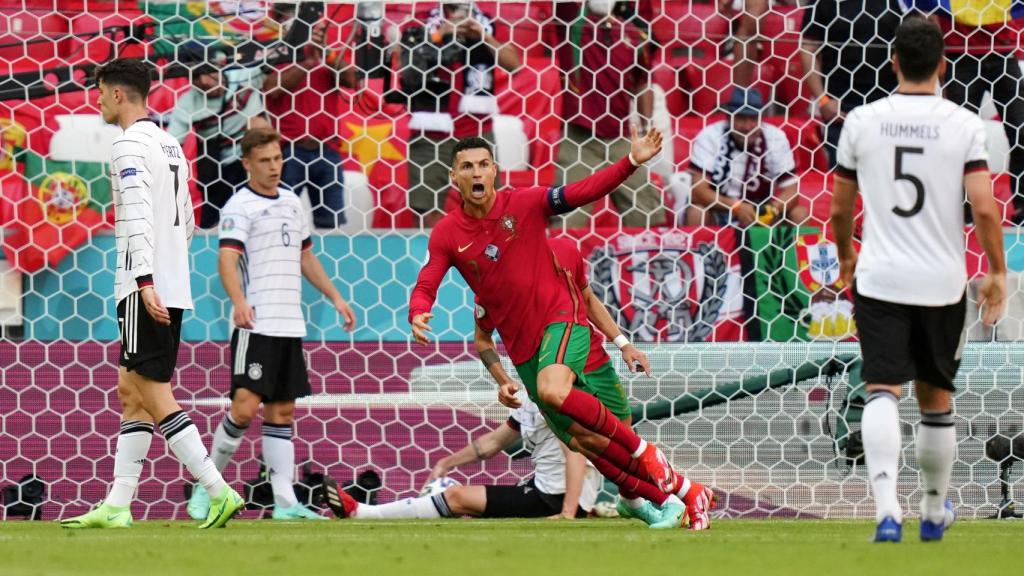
[1,0,1022,521]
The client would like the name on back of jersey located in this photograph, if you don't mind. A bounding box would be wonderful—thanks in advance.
[161,144,182,159]
[879,122,940,140]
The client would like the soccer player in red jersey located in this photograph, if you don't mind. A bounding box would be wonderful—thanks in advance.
[475,237,716,529]
[409,128,692,528]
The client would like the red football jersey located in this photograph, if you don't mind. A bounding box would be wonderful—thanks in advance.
[475,237,612,372]
[409,157,637,364]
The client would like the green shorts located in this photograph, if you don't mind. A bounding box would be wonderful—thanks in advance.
[514,322,590,445]
[582,360,631,423]
[513,323,631,444]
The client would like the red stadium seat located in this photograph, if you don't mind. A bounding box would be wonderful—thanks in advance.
[0,10,70,73]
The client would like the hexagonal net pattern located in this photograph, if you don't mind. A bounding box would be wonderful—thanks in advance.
[0,1,1022,522]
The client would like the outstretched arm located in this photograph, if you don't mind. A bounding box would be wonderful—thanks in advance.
[427,422,521,482]
[545,126,663,216]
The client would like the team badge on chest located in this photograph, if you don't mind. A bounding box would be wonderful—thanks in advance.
[499,214,518,241]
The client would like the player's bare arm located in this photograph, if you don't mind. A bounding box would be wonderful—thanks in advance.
[474,323,522,408]
[582,286,650,376]
[426,423,520,485]
[553,443,587,520]
[830,174,859,287]
[965,170,1008,326]
[300,249,357,331]
[218,248,255,329]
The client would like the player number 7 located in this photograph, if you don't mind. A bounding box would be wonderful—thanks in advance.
[169,163,181,227]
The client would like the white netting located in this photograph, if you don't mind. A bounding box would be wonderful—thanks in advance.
[1,0,1022,521]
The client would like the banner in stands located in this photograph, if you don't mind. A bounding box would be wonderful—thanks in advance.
[748,226,991,342]
[747,226,853,342]
[559,228,744,342]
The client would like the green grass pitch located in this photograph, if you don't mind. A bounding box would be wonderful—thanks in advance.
[1,519,1019,576]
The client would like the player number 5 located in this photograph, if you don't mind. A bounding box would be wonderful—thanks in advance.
[892,146,925,218]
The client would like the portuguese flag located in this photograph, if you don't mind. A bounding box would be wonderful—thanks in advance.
[2,149,111,273]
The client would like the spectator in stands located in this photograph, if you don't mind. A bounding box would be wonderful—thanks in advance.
[399,2,520,227]
[686,87,808,227]
[928,8,1024,224]
[800,0,901,167]
[724,0,768,88]
[556,0,663,228]
[168,58,269,229]
[266,7,358,229]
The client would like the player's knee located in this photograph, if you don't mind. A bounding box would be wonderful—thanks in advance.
[537,380,570,408]
[230,396,261,426]
[442,487,466,515]
[115,379,140,410]
[264,401,295,425]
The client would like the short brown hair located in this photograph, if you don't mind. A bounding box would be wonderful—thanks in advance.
[240,127,281,157]
[94,58,153,101]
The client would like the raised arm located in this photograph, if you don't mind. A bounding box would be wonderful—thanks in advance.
[545,126,663,216]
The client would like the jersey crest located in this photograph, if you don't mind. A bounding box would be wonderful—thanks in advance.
[796,233,844,291]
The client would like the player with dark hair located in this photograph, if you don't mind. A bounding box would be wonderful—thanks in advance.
[831,16,1006,543]
[474,237,716,530]
[409,128,700,529]
[61,59,244,529]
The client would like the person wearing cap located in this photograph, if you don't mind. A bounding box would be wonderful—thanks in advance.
[168,58,269,228]
[685,87,807,227]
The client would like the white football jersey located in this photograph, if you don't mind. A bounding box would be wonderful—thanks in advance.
[512,398,601,511]
[219,185,310,337]
[113,119,195,308]
[836,93,988,306]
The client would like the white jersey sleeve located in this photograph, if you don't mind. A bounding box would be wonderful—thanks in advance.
[964,114,989,168]
[219,195,252,249]
[300,194,312,250]
[835,109,859,175]
[112,138,155,283]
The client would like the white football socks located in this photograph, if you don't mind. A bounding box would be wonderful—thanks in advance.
[107,420,154,508]
[916,411,956,524]
[160,411,227,498]
[862,391,903,523]
[354,496,444,520]
[210,414,248,472]
[263,423,299,509]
